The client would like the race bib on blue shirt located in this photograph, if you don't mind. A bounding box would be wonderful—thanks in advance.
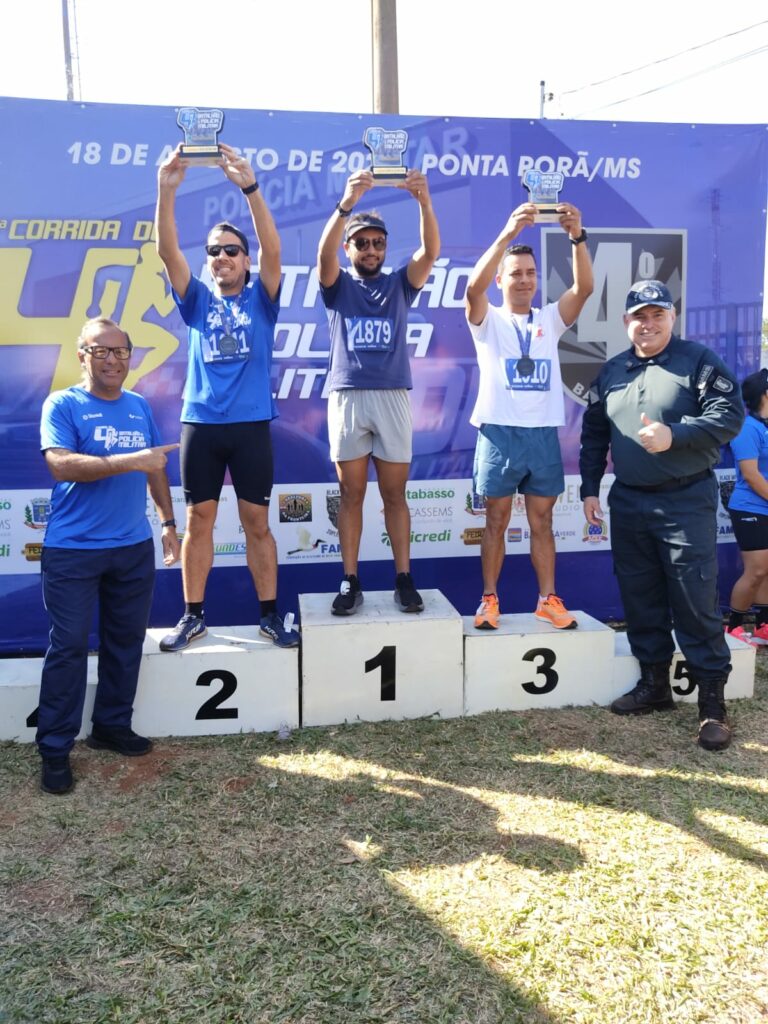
[345,316,394,352]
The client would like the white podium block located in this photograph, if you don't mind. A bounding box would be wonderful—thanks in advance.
[0,657,97,743]
[136,626,299,736]
[612,631,755,703]
[463,611,616,714]
[300,590,463,727]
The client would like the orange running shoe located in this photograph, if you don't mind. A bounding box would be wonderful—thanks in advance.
[535,594,577,630]
[474,593,500,630]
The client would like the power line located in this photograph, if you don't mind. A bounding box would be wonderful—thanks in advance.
[561,18,768,98]
[570,43,768,118]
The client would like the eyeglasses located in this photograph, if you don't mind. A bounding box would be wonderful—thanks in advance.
[81,345,132,360]
[206,244,246,258]
[350,236,387,251]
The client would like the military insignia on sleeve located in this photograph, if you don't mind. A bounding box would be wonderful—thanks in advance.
[712,376,734,393]
[696,365,714,391]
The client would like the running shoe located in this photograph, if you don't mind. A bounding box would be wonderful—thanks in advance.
[260,611,300,648]
[474,593,500,630]
[394,572,424,612]
[159,613,207,652]
[749,623,768,645]
[332,575,363,616]
[534,594,577,630]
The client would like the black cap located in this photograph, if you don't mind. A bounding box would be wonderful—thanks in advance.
[625,280,674,314]
[344,213,388,242]
[741,368,768,412]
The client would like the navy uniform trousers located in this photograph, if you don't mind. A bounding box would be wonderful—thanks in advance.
[608,475,730,682]
[37,538,155,758]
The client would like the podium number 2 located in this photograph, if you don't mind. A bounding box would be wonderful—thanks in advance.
[521,648,559,694]
[366,646,396,701]
[195,669,239,720]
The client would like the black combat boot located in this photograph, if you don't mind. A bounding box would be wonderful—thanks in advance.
[695,675,732,751]
[610,661,675,715]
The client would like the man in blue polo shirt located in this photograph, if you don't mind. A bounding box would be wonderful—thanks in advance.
[317,168,440,615]
[155,140,297,651]
[38,317,180,794]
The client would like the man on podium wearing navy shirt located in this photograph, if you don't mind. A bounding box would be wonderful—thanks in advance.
[38,318,180,794]
[317,169,440,616]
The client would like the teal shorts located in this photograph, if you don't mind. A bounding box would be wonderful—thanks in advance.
[473,424,564,498]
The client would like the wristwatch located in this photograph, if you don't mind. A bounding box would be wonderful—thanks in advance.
[161,519,177,528]
[570,230,588,246]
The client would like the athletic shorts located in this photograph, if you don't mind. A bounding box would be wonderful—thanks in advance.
[473,424,564,498]
[180,421,273,506]
[328,388,412,463]
[728,507,768,551]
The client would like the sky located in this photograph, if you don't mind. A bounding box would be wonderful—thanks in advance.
[2,0,767,304]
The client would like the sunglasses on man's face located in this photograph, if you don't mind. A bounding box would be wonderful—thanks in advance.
[206,244,246,258]
[350,236,387,251]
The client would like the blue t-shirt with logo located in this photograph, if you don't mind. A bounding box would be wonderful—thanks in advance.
[320,266,420,391]
[40,386,161,549]
[173,275,279,423]
[728,414,768,514]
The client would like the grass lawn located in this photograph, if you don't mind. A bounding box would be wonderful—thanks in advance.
[2,657,767,1024]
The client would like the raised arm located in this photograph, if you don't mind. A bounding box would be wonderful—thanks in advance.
[401,170,440,289]
[155,145,192,300]
[465,204,536,326]
[556,204,594,326]
[218,142,281,301]
[317,171,374,287]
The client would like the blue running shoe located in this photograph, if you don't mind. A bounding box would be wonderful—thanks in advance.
[159,614,207,652]
[260,611,300,648]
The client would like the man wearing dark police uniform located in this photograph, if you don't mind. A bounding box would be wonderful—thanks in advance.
[579,280,744,751]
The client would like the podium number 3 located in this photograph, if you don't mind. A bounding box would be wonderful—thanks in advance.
[521,648,559,694]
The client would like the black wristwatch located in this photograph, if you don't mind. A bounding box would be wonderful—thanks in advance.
[161,519,177,529]
[336,201,352,217]
[570,230,588,246]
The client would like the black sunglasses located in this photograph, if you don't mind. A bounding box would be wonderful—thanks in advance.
[350,237,387,251]
[206,244,246,258]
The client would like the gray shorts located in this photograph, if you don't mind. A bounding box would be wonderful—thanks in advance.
[328,388,413,463]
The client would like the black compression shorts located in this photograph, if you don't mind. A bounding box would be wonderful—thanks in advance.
[180,421,273,506]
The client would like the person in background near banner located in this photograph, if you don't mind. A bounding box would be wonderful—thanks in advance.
[466,202,593,631]
[317,169,440,615]
[37,318,180,795]
[155,142,298,651]
[724,369,768,645]
[580,280,744,751]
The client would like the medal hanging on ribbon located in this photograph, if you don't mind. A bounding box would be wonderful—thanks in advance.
[512,312,535,378]
[214,298,241,360]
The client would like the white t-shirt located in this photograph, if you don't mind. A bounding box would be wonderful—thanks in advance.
[468,301,568,428]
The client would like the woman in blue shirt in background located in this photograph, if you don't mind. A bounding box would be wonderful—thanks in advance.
[726,368,768,644]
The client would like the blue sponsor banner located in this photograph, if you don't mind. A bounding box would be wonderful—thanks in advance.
[0,97,765,649]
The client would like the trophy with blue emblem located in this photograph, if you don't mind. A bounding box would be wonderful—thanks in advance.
[363,127,409,186]
[522,169,565,222]
[177,107,225,166]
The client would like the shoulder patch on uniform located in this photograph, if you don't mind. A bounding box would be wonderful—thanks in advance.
[696,364,714,391]
[712,375,734,394]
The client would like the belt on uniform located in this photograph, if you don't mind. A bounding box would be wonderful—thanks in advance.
[619,469,712,493]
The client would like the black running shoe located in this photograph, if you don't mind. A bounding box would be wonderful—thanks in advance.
[332,575,363,616]
[394,572,424,613]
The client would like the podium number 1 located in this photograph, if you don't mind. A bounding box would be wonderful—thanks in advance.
[366,646,396,701]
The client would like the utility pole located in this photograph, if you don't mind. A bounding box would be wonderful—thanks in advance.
[62,0,74,101]
[371,0,399,114]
